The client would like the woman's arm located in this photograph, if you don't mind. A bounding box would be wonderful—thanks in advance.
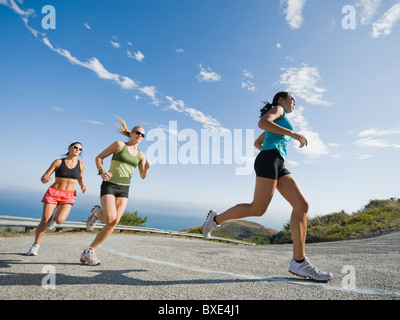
[40,159,61,184]
[258,106,293,136]
[138,151,151,179]
[95,141,124,181]
[258,106,307,148]
[254,132,265,151]
[78,161,87,193]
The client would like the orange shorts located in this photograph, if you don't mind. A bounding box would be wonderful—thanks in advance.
[41,186,76,205]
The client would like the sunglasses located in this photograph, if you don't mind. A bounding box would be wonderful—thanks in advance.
[72,146,83,151]
[134,131,145,138]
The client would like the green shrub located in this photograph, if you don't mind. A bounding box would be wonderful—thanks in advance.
[118,211,147,227]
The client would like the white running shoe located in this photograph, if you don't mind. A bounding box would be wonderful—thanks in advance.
[47,218,56,231]
[80,247,100,266]
[202,209,219,239]
[86,205,101,231]
[288,257,333,283]
[27,244,40,256]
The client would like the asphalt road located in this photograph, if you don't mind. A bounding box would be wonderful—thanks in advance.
[1,231,399,301]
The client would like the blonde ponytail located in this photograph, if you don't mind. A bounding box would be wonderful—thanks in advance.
[114,116,144,138]
[115,115,132,138]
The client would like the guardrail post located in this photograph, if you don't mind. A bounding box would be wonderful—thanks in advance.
[24,227,34,233]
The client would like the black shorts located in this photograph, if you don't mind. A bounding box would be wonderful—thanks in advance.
[254,149,291,180]
[100,181,130,198]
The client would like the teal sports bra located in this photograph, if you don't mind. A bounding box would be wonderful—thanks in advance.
[261,110,294,160]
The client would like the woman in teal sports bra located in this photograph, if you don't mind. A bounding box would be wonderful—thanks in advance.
[80,116,151,266]
[202,91,333,282]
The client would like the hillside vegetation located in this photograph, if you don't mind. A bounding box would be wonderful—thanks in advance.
[181,220,278,244]
[185,198,400,245]
[271,198,400,244]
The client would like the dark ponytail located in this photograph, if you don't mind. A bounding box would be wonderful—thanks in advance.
[259,91,291,118]
[259,101,273,118]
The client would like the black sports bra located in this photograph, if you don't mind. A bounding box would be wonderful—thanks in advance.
[55,159,81,180]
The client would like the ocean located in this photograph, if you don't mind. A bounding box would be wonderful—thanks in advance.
[0,193,205,231]
[0,189,285,232]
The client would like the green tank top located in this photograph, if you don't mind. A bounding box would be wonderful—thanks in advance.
[108,143,141,186]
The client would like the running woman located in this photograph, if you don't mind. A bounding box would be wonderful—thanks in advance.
[202,92,333,282]
[80,116,151,266]
[27,142,86,256]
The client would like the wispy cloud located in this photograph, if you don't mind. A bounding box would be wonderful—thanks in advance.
[42,37,137,90]
[83,22,91,30]
[355,138,400,148]
[51,106,67,113]
[0,0,34,17]
[110,41,120,48]
[138,86,160,106]
[354,1,400,38]
[2,0,226,131]
[279,64,331,158]
[287,106,330,158]
[127,49,145,62]
[359,127,400,137]
[279,64,332,106]
[176,48,184,54]
[0,0,42,37]
[355,127,400,148]
[241,69,256,92]
[85,120,106,126]
[281,0,307,30]
[371,3,400,38]
[355,0,382,25]
[196,64,221,82]
[166,96,224,130]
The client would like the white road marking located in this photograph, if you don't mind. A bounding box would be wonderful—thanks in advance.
[100,245,400,298]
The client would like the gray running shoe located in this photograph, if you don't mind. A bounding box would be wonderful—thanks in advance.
[86,205,101,231]
[288,257,333,283]
[47,218,56,231]
[27,244,40,256]
[202,209,219,239]
[80,247,101,266]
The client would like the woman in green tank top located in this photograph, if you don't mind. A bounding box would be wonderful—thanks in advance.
[80,116,151,266]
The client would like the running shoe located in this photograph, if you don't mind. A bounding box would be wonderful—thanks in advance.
[288,257,333,283]
[80,247,101,266]
[202,209,219,239]
[47,218,56,231]
[86,205,101,231]
[27,244,40,256]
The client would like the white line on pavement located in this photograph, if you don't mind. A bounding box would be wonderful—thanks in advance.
[100,245,400,298]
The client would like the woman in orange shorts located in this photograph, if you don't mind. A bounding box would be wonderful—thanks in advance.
[27,142,87,256]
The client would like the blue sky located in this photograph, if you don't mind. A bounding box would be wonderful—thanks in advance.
[1,0,399,230]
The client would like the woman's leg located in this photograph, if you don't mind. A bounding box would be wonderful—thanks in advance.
[276,174,309,260]
[89,195,128,250]
[277,174,334,282]
[215,176,277,224]
[53,204,73,224]
[34,203,57,245]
